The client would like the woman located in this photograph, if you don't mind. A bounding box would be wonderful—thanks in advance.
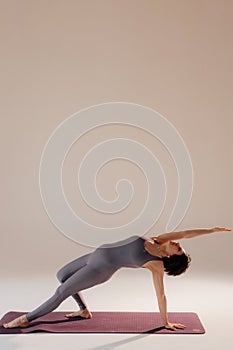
[3,226,231,331]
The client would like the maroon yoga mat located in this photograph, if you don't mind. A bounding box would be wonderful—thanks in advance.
[0,311,205,334]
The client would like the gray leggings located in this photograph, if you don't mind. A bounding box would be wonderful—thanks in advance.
[26,249,116,322]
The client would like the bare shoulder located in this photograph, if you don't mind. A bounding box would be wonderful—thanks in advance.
[142,260,164,273]
[150,234,170,245]
[151,230,188,244]
[147,234,166,245]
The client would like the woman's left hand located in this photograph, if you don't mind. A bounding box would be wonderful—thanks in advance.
[164,322,186,331]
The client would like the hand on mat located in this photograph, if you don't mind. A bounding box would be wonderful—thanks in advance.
[164,322,186,331]
[212,227,231,233]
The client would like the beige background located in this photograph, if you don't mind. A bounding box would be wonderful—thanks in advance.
[1,1,233,350]
[1,1,233,275]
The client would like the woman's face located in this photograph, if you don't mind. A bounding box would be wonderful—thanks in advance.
[169,241,185,256]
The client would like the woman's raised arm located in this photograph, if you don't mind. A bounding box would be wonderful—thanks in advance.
[152,227,231,245]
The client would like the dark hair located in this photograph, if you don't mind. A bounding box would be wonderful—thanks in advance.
[162,253,191,276]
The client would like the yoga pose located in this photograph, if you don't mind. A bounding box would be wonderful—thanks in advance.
[3,226,231,331]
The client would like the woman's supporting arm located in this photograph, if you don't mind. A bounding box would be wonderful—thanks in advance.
[151,269,168,325]
[152,227,231,245]
[151,268,186,330]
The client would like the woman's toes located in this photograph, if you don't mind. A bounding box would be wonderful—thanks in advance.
[65,312,80,318]
[65,310,92,319]
[2,315,29,328]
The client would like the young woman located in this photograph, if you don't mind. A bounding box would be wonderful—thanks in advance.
[3,226,231,331]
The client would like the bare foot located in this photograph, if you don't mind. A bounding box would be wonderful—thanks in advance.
[3,314,30,328]
[65,308,92,319]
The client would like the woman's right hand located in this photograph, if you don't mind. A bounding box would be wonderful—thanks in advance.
[212,227,231,233]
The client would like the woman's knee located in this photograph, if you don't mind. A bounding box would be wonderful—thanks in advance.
[56,268,66,283]
[55,284,73,300]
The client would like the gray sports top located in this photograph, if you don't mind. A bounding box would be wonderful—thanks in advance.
[98,234,163,269]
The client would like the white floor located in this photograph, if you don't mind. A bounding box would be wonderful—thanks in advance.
[1,269,233,350]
